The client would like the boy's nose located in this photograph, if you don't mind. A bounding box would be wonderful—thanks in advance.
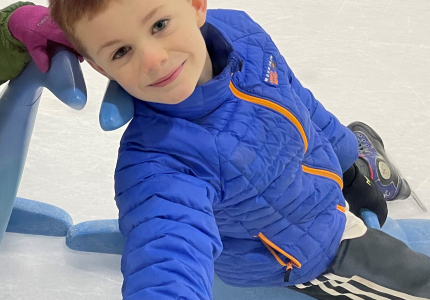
[140,47,168,73]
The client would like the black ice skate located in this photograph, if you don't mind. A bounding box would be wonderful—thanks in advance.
[348,121,426,211]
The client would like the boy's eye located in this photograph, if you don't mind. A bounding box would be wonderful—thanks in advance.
[113,46,131,60]
[152,19,169,33]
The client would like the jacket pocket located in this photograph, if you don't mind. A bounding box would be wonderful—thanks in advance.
[255,232,301,282]
[302,164,346,214]
[302,164,343,190]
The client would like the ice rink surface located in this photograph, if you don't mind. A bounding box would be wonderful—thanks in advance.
[0,0,429,299]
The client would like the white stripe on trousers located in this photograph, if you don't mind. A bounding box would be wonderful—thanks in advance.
[295,273,429,300]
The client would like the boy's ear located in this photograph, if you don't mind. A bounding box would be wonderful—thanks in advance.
[86,60,114,80]
[190,0,207,28]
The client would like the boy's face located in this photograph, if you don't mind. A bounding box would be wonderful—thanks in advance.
[76,0,211,104]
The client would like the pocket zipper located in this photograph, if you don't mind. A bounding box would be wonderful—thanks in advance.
[302,165,343,189]
[255,232,301,281]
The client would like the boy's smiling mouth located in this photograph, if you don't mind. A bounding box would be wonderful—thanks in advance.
[149,61,186,88]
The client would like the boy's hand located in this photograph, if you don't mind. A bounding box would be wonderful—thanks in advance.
[8,5,82,73]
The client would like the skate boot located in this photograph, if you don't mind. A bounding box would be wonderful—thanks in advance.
[347,121,426,211]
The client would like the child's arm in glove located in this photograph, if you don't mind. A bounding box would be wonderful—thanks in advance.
[0,2,33,84]
[0,2,81,84]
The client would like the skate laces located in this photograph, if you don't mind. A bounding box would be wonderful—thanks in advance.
[356,133,371,154]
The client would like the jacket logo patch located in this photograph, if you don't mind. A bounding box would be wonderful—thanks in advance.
[263,54,278,86]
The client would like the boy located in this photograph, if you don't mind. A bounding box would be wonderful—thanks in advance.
[3,0,428,299]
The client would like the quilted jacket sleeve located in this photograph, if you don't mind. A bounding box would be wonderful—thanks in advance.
[115,148,223,300]
[0,2,34,85]
[282,59,358,172]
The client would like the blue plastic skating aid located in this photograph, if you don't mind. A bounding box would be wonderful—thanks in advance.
[64,213,430,300]
[360,209,381,229]
[66,219,125,254]
[6,197,73,236]
[396,219,430,257]
[66,218,313,299]
[65,220,122,254]
[0,48,86,243]
[67,212,430,258]
[99,80,134,131]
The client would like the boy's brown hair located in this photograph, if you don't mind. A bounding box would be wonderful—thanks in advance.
[49,0,121,58]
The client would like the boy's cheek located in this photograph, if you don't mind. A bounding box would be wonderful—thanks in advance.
[115,80,138,98]
[86,60,114,79]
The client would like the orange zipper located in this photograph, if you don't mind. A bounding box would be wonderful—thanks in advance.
[302,165,345,212]
[302,165,344,190]
[229,81,308,153]
[256,232,302,270]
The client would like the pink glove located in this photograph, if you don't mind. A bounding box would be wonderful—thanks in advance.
[8,5,82,73]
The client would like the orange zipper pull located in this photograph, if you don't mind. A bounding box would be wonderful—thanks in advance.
[284,262,294,282]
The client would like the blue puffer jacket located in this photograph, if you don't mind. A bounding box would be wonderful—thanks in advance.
[115,9,358,300]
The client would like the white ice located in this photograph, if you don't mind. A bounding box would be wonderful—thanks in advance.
[0,0,429,299]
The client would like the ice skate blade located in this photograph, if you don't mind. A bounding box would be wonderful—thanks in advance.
[411,190,427,212]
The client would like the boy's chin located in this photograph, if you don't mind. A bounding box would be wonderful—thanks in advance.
[150,86,195,105]
[125,80,196,104]
[133,92,190,105]
[137,96,188,105]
